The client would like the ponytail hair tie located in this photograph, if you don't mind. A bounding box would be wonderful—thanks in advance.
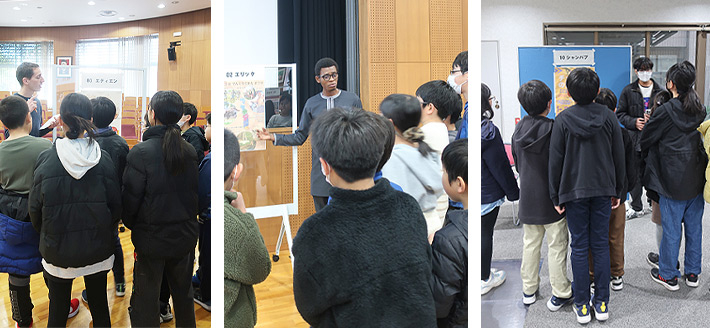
[402,127,425,143]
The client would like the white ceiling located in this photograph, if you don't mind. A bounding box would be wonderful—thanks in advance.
[0,0,211,27]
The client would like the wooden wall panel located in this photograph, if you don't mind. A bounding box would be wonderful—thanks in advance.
[368,63,397,112]
[395,0,431,63]
[430,0,463,63]
[396,62,431,95]
[360,0,466,113]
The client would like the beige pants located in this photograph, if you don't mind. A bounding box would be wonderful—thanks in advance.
[424,209,444,235]
[520,218,572,297]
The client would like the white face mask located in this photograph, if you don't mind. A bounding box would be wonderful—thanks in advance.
[637,71,653,83]
[321,162,331,185]
[447,74,467,94]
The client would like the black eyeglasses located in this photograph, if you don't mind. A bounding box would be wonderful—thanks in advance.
[420,100,430,108]
[450,69,462,75]
[320,73,338,81]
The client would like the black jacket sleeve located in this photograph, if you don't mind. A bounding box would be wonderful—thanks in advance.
[485,129,519,201]
[121,147,147,229]
[622,130,637,193]
[431,233,465,318]
[183,133,206,163]
[548,120,565,206]
[611,118,627,199]
[616,86,639,130]
[28,152,47,233]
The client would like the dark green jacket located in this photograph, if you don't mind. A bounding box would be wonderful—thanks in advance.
[224,191,271,327]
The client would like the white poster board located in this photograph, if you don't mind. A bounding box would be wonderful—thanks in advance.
[80,72,124,134]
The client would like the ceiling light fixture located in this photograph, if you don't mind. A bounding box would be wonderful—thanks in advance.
[20,19,26,22]
[88,1,95,5]
[99,10,117,17]
[119,17,125,20]
[13,6,20,10]
[157,3,165,8]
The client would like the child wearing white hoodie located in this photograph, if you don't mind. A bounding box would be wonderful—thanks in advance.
[381,94,445,235]
[29,93,121,327]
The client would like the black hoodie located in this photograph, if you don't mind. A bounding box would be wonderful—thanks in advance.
[549,102,626,206]
[640,98,707,200]
[512,115,564,225]
[182,126,209,163]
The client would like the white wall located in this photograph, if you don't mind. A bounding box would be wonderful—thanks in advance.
[482,0,710,141]
[224,0,278,65]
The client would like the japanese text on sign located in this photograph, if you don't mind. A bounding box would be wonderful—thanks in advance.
[553,50,595,66]
[226,71,256,78]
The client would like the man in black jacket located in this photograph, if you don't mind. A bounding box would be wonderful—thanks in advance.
[616,57,663,218]
[549,68,625,324]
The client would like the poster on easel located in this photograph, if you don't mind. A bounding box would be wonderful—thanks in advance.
[224,68,266,152]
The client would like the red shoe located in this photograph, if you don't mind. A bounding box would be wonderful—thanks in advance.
[15,319,33,328]
[68,298,80,318]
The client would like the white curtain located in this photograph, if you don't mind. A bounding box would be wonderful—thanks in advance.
[75,34,158,97]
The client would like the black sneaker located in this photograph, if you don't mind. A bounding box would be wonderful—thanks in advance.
[647,252,680,270]
[651,268,679,291]
[647,252,659,269]
[685,273,699,287]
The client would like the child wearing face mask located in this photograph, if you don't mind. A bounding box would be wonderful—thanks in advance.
[616,57,663,220]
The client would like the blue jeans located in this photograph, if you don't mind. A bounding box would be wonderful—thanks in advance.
[566,197,611,306]
[659,193,704,279]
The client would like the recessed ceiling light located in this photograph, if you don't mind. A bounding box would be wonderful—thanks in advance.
[99,10,117,17]
[119,17,125,20]
[88,1,95,5]
[157,3,166,8]
[13,6,20,10]
[20,19,27,22]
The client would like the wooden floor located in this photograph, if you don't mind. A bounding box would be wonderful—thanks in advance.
[0,229,211,327]
[253,251,308,328]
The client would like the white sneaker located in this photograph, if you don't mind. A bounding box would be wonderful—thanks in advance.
[611,276,623,291]
[482,269,506,295]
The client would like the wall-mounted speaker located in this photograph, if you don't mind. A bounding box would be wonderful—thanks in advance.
[168,47,176,61]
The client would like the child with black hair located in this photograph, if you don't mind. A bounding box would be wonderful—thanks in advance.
[223,129,271,327]
[180,102,209,163]
[512,80,572,309]
[431,138,468,327]
[481,82,519,296]
[591,88,637,292]
[29,92,120,327]
[0,95,56,328]
[380,94,444,234]
[75,96,129,305]
[415,80,461,155]
[644,90,672,269]
[293,107,436,326]
[548,68,625,324]
[641,61,706,291]
[123,90,199,327]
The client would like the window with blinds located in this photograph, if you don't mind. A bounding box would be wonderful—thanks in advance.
[75,34,158,97]
[0,41,54,100]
